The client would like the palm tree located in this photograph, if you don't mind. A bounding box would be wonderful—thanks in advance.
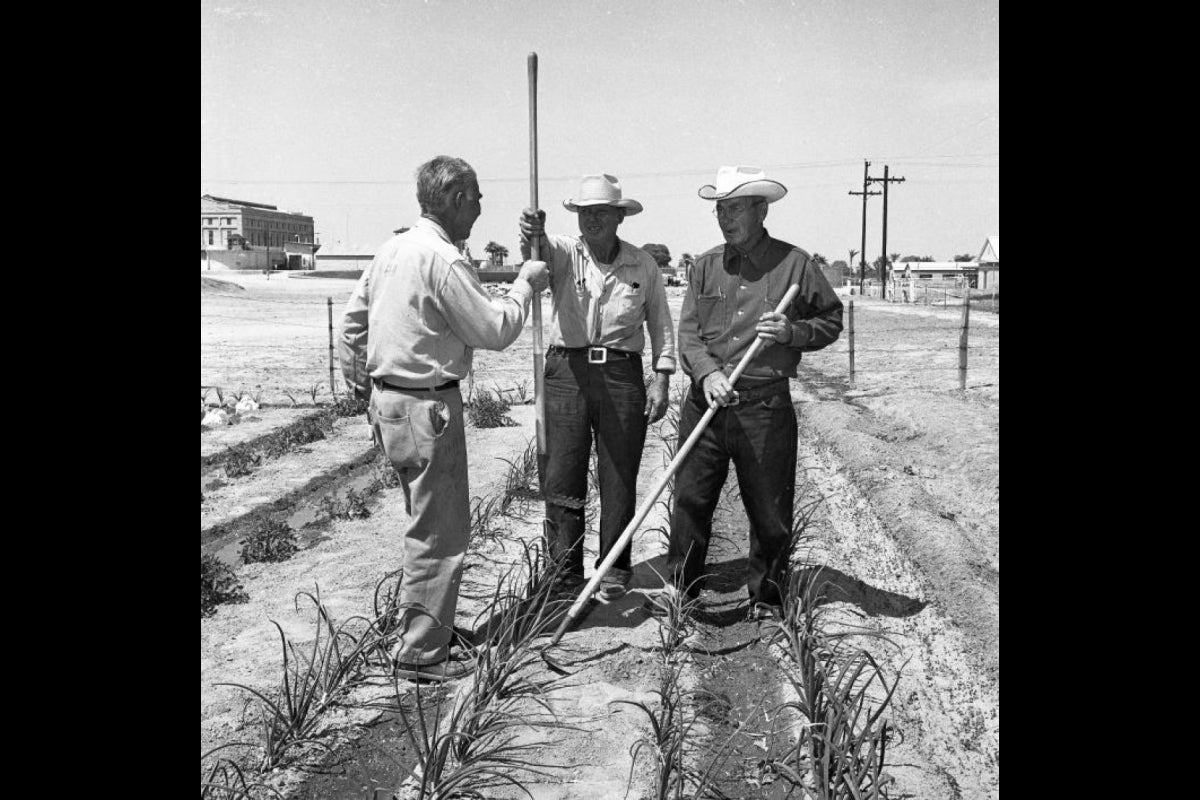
[483,241,508,266]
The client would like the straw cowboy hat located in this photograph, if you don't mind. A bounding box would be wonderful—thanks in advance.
[563,174,643,215]
[698,166,787,203]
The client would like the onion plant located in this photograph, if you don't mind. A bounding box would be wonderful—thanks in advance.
[760,567,900,799]
[200,753,283,799]
[216,587,376,772]
[389,539,576,798]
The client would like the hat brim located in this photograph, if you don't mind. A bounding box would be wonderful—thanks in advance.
[563,198,643,216]
[697,180,787,203]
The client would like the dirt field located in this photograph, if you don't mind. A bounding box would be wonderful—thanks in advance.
[201,270,998,799]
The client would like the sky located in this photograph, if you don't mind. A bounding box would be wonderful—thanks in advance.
[201,0,998,266]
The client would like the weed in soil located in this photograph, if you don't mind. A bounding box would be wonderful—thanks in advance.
[224,444,262,478]
[371,454,403,490]
[496,438,541,515]
[202,554,249,618]
[467,388,516,428]
[333,393,369,418]
[241,518,299,564]
[319,487,372,521]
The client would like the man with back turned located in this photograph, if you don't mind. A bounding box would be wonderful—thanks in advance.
[340,155,549,681]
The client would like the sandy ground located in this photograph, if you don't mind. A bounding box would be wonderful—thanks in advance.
[201,270,998,798]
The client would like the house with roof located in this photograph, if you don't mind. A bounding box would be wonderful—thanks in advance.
[976,236,999,290]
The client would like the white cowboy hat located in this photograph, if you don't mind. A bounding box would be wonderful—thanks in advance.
[698,165,787,203]
[563,174,643,215]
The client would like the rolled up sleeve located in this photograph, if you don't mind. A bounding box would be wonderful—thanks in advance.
[645,264,677,373]
[437,259,532,350]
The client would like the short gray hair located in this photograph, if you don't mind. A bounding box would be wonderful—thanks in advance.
[416,156,476,215]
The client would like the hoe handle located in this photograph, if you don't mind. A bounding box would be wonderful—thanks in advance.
[549,283,803,645]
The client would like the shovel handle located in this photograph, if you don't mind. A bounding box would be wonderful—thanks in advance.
[549,282,804,644]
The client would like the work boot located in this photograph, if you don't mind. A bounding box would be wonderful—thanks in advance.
[596,567,632,602]
[392,651,475,683]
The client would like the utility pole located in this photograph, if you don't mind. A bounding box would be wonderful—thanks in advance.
[868,164,906,297]
[848,160,880,293]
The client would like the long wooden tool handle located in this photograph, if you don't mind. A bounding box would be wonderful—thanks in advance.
[549,282,804,645]
[528,52,546,460]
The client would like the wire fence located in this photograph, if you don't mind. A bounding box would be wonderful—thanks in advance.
[202,293,998,404]
[849,281,1000,313]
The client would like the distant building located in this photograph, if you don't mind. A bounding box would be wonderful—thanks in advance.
[316,243,378,270]
[201,195,317,270]
[896,261,977,283]
[976,236,999,290]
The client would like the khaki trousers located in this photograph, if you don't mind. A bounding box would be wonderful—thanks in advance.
[371,385,468,665]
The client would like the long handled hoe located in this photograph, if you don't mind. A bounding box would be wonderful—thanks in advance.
[548,283,804,645]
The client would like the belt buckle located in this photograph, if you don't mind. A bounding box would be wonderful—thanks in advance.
[587,346,607,364]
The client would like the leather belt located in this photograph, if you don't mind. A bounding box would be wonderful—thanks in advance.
[547,345,638,364]
[373,378,460,392]
[696,378,789,404]
[735,380,789,403]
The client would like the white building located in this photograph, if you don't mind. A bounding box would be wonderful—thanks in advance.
[976,236,999,290]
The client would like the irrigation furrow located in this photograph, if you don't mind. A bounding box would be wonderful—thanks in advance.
[201,406,336,470]
[201,416,381,563]
[794,410,1000,799]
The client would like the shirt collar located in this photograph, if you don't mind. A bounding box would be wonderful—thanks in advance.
[723,228,772,271]
[414,215,453,244]
[576,237,630,269]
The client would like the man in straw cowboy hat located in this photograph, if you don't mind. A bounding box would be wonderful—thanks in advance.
[340,156,549,682]
[519,174,677,603]
[645,166,843,621]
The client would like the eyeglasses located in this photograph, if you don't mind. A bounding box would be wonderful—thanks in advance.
[713,200,762,219]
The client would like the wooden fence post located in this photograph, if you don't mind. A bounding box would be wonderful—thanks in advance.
[958,291,970,391]
[848,300,856,386]
[327,297,336,399]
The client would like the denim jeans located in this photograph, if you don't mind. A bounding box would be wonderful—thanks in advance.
[371,385,467,665]
[667,381,797,606]
[542,351,647,582]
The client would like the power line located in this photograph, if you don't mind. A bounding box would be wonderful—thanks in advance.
[200,152,999,187]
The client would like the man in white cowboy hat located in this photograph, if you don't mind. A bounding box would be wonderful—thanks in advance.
[518,174,676,603]
[645,166,843,621]
[340,156,549,682]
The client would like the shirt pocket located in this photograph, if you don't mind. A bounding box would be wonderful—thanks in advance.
[613,282,645,330]
[695,294,725,341]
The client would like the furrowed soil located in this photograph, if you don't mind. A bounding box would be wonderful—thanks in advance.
[201,271,998,799]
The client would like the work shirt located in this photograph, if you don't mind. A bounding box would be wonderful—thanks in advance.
[678,229,843,384]
[339,216,535,395]
[543,234,677,373]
